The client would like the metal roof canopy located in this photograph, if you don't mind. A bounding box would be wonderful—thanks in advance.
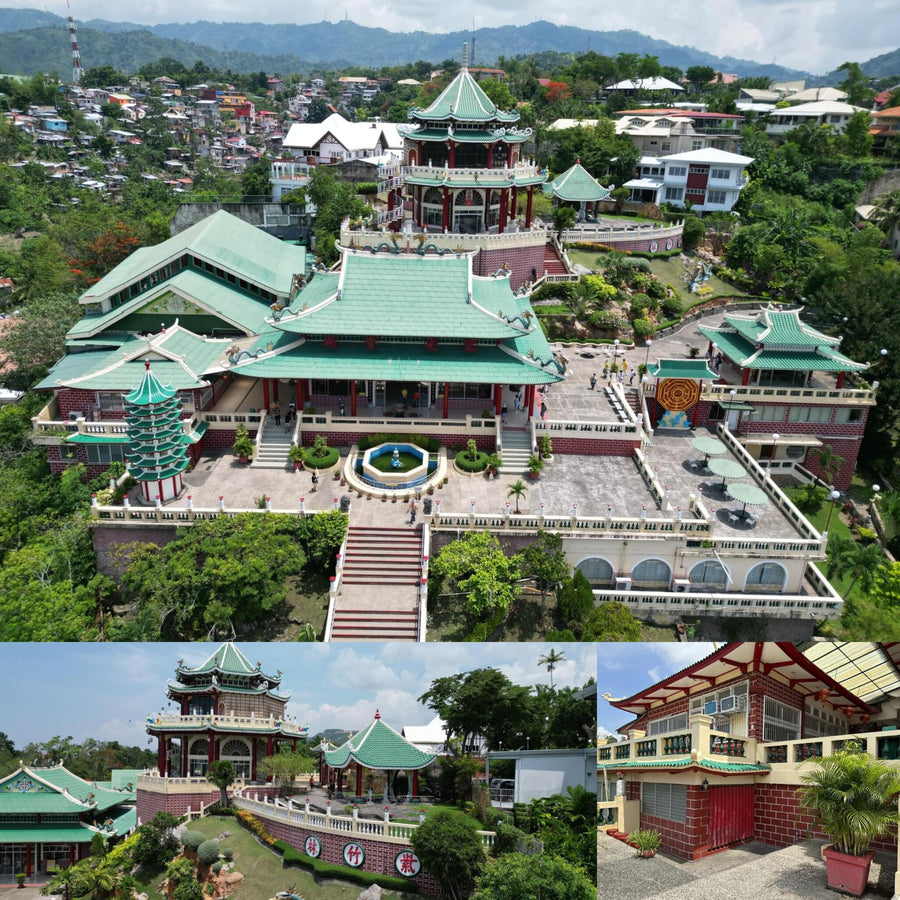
[803,643,900,704]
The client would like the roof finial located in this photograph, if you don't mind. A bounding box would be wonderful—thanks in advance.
[144,360,150,371]
[375,709,381,719]
[462,42,468,69]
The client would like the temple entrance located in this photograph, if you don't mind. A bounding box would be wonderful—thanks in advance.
[392,770,409,800]
[0,844,28,877]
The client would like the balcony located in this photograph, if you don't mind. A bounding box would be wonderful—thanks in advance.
[147,712,308,736]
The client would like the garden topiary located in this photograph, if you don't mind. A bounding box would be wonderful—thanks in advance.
[180,831,205,853]
[632,317,654,339]
[220,847,234,860]
[629,293,651,317]
[196,840,221,866]
[661,296,683,318]
[210,862,224,875]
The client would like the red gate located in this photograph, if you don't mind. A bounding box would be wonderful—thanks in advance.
[708,784,755,851]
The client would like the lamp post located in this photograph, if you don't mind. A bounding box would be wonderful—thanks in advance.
[824,489,841,536]
[768,433,779,474]
[643,338,652,369]
[613,339,620,372]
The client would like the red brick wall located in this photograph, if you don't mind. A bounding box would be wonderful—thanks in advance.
[263,813,440,895]
[137,788,220,821]
[476,244,546,291]
[547,436,641,455]
[747,673,804,741]
[639,784,708,860]
[754,783,897,852]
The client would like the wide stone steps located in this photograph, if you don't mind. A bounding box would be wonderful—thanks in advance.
[499,428,533,474]
[251,424,294,469]
[542,243,568,275]
[331,526,422,641]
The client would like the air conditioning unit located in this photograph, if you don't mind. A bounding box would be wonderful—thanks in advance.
[69,410,85,420]
[704,700,718,715]
[720,696,736,712]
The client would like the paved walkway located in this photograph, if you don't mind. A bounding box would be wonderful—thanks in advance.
[598,834,897,899]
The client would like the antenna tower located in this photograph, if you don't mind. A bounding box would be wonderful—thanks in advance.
[67,0,84,85]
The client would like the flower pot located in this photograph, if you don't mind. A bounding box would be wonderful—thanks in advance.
[239,455,250,464]
[293,462,303,471]
[823,846,875,897]
[639,849,656,859]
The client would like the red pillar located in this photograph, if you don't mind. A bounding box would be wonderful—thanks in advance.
[26,844,31,877]
[356,763,363,797]
[412,770,419,797]
[267,735,273,757]
[836,372,845,388]
[337,770,343,793]
[69,845,74,866]
[448,142,455,168]
[442,187,450,232]
[525,187,534,228]
[296,379,304,410]
[741,368,751,386]
[262,379,270,409]
[350,380,357,416]
[157,736,166,776]
[494,383,502,415]
[499,190,508,233]
[443,382,450,419]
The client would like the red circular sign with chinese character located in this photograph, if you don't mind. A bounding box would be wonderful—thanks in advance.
[394,849,422,877]
[303,835,321,858]
[342,842,366,868]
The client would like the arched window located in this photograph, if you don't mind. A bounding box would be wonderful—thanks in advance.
[423,187,442,204]
[188,739,209,776]
[632,559,672,588]
[689,560,728,588]
[575,558,614,588]
[745,562,786,592]
[220,739,251,778]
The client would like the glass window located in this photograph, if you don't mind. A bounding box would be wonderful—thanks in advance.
[575,557,614,588]
[789,406,831,423]
[746,562,786,590]
[97,391,125,411]
[667,166,686,177]
[664,187,683,201]
[834,407,863,424]
[708,190,727,205]
[763,697,801,741]
[691,140,703,150]
[632,558,671,588]
[710,168,731,180]
[690,559,727,587]
[86,444,126,465]
[753,405,785,423]
[647,713,688,736]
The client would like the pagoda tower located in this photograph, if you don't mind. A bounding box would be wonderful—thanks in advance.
[396,43,546,236]
[145,642,308,781]
[124,361,190,502]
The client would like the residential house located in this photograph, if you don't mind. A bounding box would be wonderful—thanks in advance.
[605,77,685,96]
[282,113,395,164]
[783,86,848,104]
[624,147,752,213]
[614,110,743,156]
[870,106,900,154]
[765,100,866,136]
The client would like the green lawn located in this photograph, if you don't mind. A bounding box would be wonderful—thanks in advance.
[184,814,419,900]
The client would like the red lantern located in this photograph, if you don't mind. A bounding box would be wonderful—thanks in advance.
[323,336,339,349]
[424,337,438,351]
[463,339,477,353]
[365,335,377,351]
[815,688,830,704]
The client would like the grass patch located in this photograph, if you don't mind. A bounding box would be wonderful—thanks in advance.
[800,503,863,602]
[188,815,415,900]
[392,803,460,824]
[246,568,331,640]
[132,862,167,900]
[640,622,677,641]
[533,304,569,315]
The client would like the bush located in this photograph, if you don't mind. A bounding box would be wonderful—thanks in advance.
[623,257,651,273]
[353,181,378,194]
[465,606,506,641]
[629,293,651,317]
[531,281,574,304]
[646,279,667,301]
[274,840,417,893]
[632,317,654,339]
[544,628,577,641]
[858,526,878,543]
[210,862,224,875]
[357,433,440,453]
[203,806,234,817]
[628,271,653,292]
[304,444,339,469]
[661,295,683,318]
[588,310,625,331]
[682,216,705,250]
[180,831,205,852]
[492,821,527,856]
[220,847,234,860]
[196,840,220,866]
[786,484,827,514]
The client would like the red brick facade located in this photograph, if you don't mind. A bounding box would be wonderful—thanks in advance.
[136,785,281,823]
[476,244,546,291]
[264,812,440,895]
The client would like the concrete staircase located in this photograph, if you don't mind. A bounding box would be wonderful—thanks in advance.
[542,241,568,277]
[331,526,422,641]
[251,420,293,469]
[498,426,532,475]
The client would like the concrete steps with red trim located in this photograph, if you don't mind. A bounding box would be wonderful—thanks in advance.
[542,242,568,276]
[331,526,422,641]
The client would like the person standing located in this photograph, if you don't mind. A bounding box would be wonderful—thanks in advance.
[272,403,281,426]
[590,373,597,390]
[501,403,508,423]
[408,498,418,526]
[513,393,520,412]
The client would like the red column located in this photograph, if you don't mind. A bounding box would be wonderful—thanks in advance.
[412,770,419,797]
[494,383,502,414]
[525,188,534,228]
[356,763,363,797]
[836,372,845,388]
[262,379,270,409]
[26,844,31,877]
[418,185,424,228]
[69,845,74,866]
[296,379,304,410]
[337,770,343,793]
[267,735,273,757]
[350,380,357,416]
[443,382,450,419]
[741,368,751,386]
[499,190,508,233]
[157,736,166,776]
[448,141,455,168]
[442,187,450,232]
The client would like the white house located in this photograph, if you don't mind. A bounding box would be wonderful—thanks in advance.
[484,749,598,805]
[765,100,866,135]
[624,147,753,212]
[283,113,399,164]
[605,77,684,94]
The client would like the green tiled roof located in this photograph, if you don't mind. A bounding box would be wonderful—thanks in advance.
[598,756,770,773]
[402,171,545,189]
[410,68,518,123]
[647,358,716,379]
[105,806,137,835]
[108,770,143,792]
[325,714,436,771]
[723,307,839,348]
[235,336,563,385]
[0,767,132,814]
[542,162,612,202]
[0,823,97,843]
[66,434,126,444]
[68,269,277,340]
[272,253,528,340]
[175,643,285,690]
[125,363,177,405]
[36,327,231,392]
[398,127,526,144]
[80,211,306,304]
[37,768,132,812]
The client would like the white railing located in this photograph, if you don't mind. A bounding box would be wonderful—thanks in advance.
[701,382,876,406]
[90,502,332,523]
[401,163,542,180]
[298,411,496,434]
[560,220,684,244]
[419,523,430,642]
[324,529,351,642]
[534,419,639,436]
[146,713,308,736]
[254,410,267,456]
[340,227,547,251]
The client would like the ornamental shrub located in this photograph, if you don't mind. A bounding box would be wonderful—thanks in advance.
[661,296,683,318]
[646,279,667,301]
[629,293,651,317]
[220,847,234,860]
[455,449,488,473]
[629,270,653,291]
[632,317,654,340]
[210,862,224,875]
[180,831,205,852]
[196,840,221,866]
[588,310,625,332]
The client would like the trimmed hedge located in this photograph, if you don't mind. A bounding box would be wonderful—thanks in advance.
[197,840,220,865]
[180,831,205,852]
[454,450,488,473]
[273,840,418,893]
[357,433,441,453]
[304,447,340,469]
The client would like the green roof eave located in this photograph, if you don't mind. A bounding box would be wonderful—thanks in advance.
[324,717,437,771]
[402,173,544,188]
[66,434,127,444]
[743,349,867,372]
[0,824,97,843]
[647,358,717,379]
[543,163,612,202]
[598,756,770,773]
[410,69,519,123]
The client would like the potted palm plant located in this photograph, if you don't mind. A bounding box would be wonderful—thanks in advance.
[288,444,305,470]
[630,829,662,859]
[527,453,544,480]
[232,424,255,464]
[796,739,900,896]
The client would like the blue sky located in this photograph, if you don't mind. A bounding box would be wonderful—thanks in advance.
[595,643,716,737]
[0,643,596,751]
[9,1,892,73]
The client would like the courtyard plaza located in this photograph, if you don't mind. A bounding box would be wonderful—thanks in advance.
[160,309,810,544]
[597,833,896,899]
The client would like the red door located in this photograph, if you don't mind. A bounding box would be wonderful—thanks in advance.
[708,784,755,850]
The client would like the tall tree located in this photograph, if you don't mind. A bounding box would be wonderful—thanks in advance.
[409,811,484,900]
[207,760,236,807]
[837,61,875,107]
[538,648,566,689]
[520,530,568,608]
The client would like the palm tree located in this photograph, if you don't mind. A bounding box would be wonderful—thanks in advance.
[871,190,900,240]
[42,864,82,900]
[812,445,845,485]
[507,479,528,514]
[538,648,566,689]
[826,536,886,599]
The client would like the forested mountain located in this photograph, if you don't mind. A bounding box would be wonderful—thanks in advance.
[0,9,813,78]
